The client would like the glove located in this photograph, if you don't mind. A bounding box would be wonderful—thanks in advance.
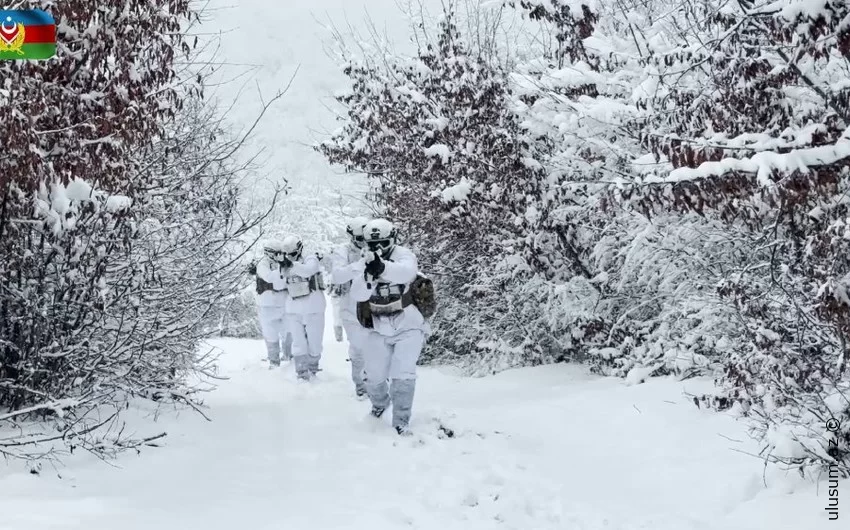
[334,325,344,342]
[364,253,385,278]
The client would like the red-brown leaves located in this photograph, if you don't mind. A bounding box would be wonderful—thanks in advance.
[0,0,193,195]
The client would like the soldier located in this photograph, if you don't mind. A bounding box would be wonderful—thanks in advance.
[329,216,371,399]
[279,235,327,381]
[254,240,293,368]
[352,219,429,435]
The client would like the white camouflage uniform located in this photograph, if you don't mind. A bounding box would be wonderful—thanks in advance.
[330,242,369,396]
[282,252,326,379]
[255,256,292,364]
[352,244,428,431]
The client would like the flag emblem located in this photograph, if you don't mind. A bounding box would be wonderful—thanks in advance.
[0,10,55,60]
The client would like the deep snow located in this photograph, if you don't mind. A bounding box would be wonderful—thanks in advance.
[0,302,845,529]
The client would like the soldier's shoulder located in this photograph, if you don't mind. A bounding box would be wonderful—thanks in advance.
[393,245,417,257]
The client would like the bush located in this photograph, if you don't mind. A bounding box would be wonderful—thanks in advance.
[0,1,273,461]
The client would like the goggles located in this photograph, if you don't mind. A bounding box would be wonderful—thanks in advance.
[265,248,297,261]
[366,239,392,252]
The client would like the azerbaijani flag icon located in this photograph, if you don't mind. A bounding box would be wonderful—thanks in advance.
[0,9,55,60]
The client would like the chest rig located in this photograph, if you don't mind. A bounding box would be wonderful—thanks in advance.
[368,282,414,315]
[256,259,285,295]
[285,259,325,298]
[256,276,284,295]
[356,250,413,327]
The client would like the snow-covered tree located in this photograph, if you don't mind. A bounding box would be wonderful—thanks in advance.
[626,0,850,476]
[321,0,849,474]
[0,1,274,461]
[320,8,555,365]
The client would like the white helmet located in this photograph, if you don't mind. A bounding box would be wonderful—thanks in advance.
[363,218,397,255]
[345,216,370,248]
[281,235,303,260]
[263,239,286,261]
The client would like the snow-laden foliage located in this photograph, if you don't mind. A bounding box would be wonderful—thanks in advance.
[320,12,548,363]
[0,1,271,461]
[620,0,850,477]
[320,0,850,475]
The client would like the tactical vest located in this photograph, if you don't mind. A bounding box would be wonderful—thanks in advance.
[256,276,284,295]
[370,283,414,314]
[286,273,325,299]
[356,274,436,327]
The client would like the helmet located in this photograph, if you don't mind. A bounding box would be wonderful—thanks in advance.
[263,239,287,261]
[345,216,370,249]
[281,235,303,260]
[363,218,397,255]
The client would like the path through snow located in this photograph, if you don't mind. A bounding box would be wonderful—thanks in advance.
[0,308,842,529]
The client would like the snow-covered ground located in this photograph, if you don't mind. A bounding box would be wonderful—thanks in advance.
[0,302,844,529]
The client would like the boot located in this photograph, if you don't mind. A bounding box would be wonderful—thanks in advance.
[293,355,312,381]
[390,379,416,431]
[308,355,320,376]
[281,333,293,361]
[265,340,281,367]
[366,379,391,416]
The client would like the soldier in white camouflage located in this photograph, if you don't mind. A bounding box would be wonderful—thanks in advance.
[329,216,371,399]
[279,235,327,381]
[253,240,293,368]
[351,219,432,435]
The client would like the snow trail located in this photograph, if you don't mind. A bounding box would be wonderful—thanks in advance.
[1,305,842,530]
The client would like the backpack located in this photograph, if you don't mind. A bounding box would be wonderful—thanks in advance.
[356,300,373,329]
[410,273,436,318]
